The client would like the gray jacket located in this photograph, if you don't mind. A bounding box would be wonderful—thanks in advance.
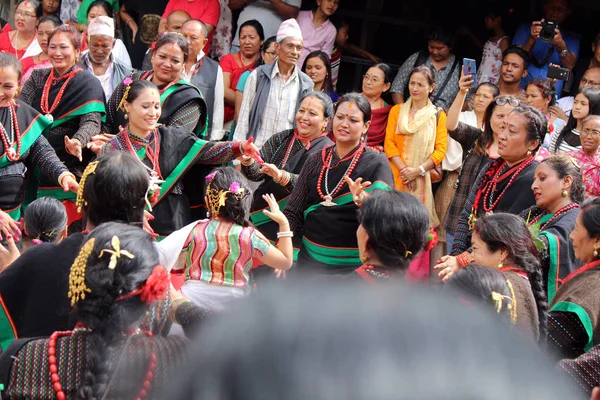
[78,53,134,100]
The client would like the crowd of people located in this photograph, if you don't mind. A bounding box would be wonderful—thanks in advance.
[0,0,600,397]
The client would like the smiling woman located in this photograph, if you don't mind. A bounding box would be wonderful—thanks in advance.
[568,115,600,199]
[0,0,43,61]
[20,14,61,84]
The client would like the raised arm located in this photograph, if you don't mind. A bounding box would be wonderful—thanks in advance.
[447,73,472,131]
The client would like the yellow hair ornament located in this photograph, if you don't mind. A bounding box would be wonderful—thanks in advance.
[490,279,518,325]
[68,238,96,305]
[99,236,135,270]
[76,161,99,213]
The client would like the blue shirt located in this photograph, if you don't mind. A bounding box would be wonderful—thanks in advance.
[512,23,580,95]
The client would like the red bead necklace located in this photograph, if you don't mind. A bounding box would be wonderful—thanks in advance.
[482,155,535,214]
[41,67,82,121]
[316,144,364,202]
[0,101,21,162]
[528,203,580,231]
[48,326,157,400]
[123,127,163,179]
[278,134,298,169]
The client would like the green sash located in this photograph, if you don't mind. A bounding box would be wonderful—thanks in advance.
[303,181,390,219]
[540,230,560,303]
[0,295,16,351]
[0,115,47,169]
[47,100,106,129]
[151,138,208,207]
[5,207,21,222]
[250,197,289,227]
[551,301,594,352]
[161,80,208,138]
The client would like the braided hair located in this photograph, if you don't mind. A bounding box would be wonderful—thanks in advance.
[72,222,159,399]
[473,213,548,343]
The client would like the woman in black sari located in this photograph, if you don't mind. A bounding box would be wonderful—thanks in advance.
[436,105,546,281]
[283,93,394,275]
[241,91,333,251]
[0,53,78,237]
[99,79,260,237]
[19,25,104,207]
[103,33,207,137]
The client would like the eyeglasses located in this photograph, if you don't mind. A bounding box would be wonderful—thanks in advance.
[581,128,600,137]
[362,74,382,84]
[495,97,520,107]
[15,11,36,18]
[581,77,600,87]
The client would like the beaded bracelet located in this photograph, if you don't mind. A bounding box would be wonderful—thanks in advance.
[456,251,471,268]
[277,231,294,238]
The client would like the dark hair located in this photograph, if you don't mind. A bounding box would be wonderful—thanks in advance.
[170,281,578,399]
[553,87,600,152]
[86,0,113,18]
[17,0,42,19]
[73,222,159,399]
[182,18,208,38]
[302,50,334,95]
[24,197,67,243]
[477,82,500,97]
[39,14,62,27]
[206,167,251,227]
[357,190,429,270]
[526,78,556,107]
[581,197,600,239]
[508,105,548,151]
[594,31,600,47]
[427,25,455,48]
[48,24,82,50]
[124,79,157,104]
[153,32,190,63]
[300,91,333,119]
[473,213,548,342]
[371,63,392,84]
[540,155,585,204]
[334,92,372,122]
[445,264,512,322]
[252,36,277,68]
[0,53,22,79]
[409,65,435,87]
[477,96,517,156]
[329,14,349,31]
[82,152,148,227]
[239,19,265,41]
[503,46,531,69]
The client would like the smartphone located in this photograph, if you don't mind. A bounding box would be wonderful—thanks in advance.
[547,65,569,80]
[462,58,477,87]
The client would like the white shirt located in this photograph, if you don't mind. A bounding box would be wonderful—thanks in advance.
[181,51,225,139]
[443,110,480,171]
[557,96,574,114]
[82,38,132,69]
[232,0,302,47]
[85,54,115,99]
[234,62,301,149]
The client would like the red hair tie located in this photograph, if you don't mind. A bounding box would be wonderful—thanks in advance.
[115,265,170,304]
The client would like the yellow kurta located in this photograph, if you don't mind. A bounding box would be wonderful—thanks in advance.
[384,103,448,227]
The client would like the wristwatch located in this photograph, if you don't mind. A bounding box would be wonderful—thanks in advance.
[419,165,426,176]
[559,49,569,57]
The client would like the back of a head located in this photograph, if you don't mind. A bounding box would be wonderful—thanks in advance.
[24,197,68,243]
[80,152,148,227]
[171,281,576,400]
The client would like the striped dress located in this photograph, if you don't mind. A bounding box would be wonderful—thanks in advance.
[183,219,271,288]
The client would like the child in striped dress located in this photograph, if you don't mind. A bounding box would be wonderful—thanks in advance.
[170,167,294,311]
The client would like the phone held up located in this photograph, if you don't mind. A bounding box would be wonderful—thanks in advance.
[547,65,569,81]
[462,58,477,87]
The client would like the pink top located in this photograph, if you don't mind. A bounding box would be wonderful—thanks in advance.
[162,0,220,54]
[296,10,336,67]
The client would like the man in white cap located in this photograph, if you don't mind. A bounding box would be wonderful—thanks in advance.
[181,19,225,140]
[234,18,313,148]
[78,16,132,99]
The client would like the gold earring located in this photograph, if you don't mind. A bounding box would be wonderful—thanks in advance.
[562,189,568,197]
[527,150,532,156]
[498,259,504,269]
[594,248,599,258]
[360,253,370,263]
[124,113,128,120]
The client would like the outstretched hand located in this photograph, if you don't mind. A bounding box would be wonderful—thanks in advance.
[64,136,83,162]
[61,174,79,193]
[262,193,288,226]
[260,163,282,181]
[0,234,19,271]
[0,210,21,241]
[87,134,114,154]
[242,137,264,165]
[344,176,371,207]
[434,255,461,282]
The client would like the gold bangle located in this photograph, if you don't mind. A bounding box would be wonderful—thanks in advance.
[240,157,254,167]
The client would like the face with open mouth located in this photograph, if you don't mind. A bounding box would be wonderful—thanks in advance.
[125,87,162,133]
[151,43,185,85]
[48,33,80,75]
[295,95,328,139]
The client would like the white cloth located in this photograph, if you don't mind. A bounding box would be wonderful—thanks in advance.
[181,280,249,311]
[88,16,115,38]
[22,37,42,59]
[276,18,302,43]
[232,0,302,47]
[157,220,199,272]
[557,96,574,115]
[181,51,225,139]
[83,38,133,69]
[84,53,115,99]
[234,62,300,149]
[442,111,479,171]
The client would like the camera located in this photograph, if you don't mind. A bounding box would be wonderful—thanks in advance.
[539,21,558,43]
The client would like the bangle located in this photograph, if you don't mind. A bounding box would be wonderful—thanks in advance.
[456,251,471,268]
[419,165,426,176]
[240,157,254,167]
[277,231,294,238]
[58,171,76,187]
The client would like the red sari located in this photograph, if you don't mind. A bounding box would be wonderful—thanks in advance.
[366,102,392,150]
[219,52,255,122]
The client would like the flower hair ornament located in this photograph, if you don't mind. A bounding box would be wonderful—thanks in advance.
[99,235,135,270]
[68,238,96,305]
[115,265,170,304]
[76,161,99,213]
[205,171,246,217]
[490,279,518,325]
[117,76,134,111]
[145,174,165,211]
